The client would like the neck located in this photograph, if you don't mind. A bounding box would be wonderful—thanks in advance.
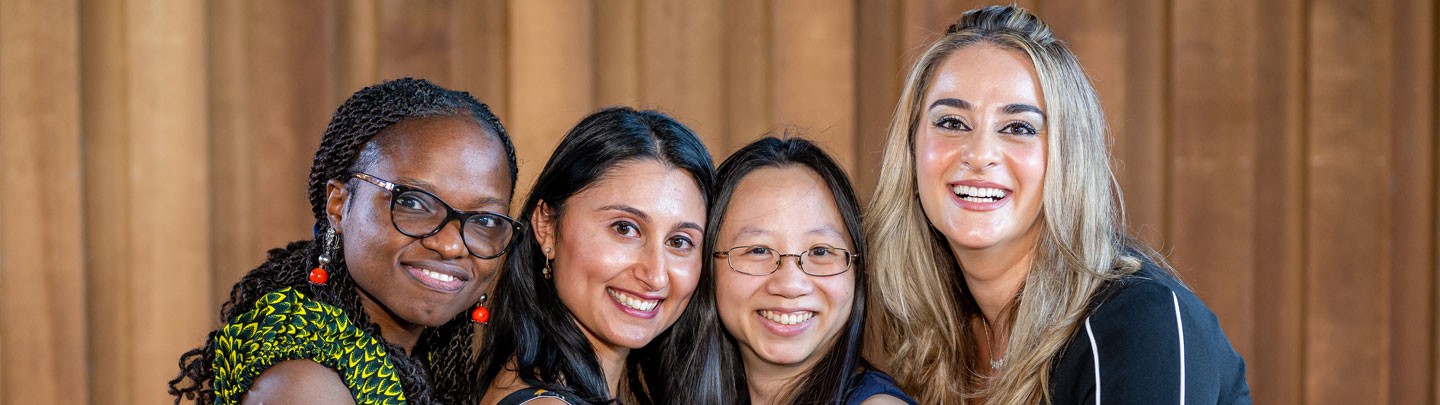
[740,350,811,405]
[355,286,424,354]
[952,241,1035,327]
[578,322,631,397]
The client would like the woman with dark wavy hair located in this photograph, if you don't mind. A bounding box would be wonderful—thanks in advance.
[169,78,519,405]
[477,107,717,405]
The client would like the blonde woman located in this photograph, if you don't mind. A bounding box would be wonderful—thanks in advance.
[865,5,1250,404]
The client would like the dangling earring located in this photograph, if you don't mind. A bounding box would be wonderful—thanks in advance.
[309,227,337,285]
[541,247,553,279]
[469,294,490,324]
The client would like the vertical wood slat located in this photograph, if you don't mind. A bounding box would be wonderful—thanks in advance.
[770,0,856,172]
[1251,0,1307,403]
[507,0,595,197]
[1386,0,1435,402]
[722,0,771,156]
[1168,0,1259,365]
[1306,0,1392,402]
[593,0,640,109]
[0,0,86,403]
[376,0,454,84]
[331,0,379,104]
[854,0,900,201]
[209,0,332,309]
[639,0,725,151]
[127,1,213,403]
[450,0,509,120]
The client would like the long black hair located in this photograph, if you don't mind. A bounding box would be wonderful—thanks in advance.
[702,135,871,404]
[476,106,720,404]
[168,78,517,405]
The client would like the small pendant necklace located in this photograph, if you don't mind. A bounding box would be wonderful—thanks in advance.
[982,317,1005,370]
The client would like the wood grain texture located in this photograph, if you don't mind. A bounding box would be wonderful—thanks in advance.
[1251,0,1307,403]
[507,0,595,197]
[1169,0,1258,365]
[770,0,856,172]
[722,0,771,159]
[1307,0,1391,401]
[639,0,724,150]
[0,0,85,403]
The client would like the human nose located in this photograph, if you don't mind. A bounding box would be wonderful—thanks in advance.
[635,242,670,291]
[420,218,468,259]
[765,254,814,298]
[961,130,1001,171]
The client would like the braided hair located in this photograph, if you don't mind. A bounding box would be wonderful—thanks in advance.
[168,78,518,405]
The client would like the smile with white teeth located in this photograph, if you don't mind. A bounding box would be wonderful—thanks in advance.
[952,184,1009,202]
[607,288,660,312]
[418,268,458,283]
[759,310,815,326]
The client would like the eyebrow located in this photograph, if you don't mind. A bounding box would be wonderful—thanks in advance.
[1002,103,1045,118]
[733,225,846,241]
[601,204,704,234]
[929,98,972,111]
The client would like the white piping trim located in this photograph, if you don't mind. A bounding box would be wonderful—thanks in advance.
[1172,291,1186,405]
[1085,317,1100,405]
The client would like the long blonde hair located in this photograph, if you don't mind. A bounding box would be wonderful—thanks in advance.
[864,5,1150,404]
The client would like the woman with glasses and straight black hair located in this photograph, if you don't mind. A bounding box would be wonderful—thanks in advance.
[688,135,917,404]
[169,78,519,405]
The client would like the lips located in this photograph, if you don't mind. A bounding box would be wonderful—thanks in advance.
[403,263,469,292]
[607,288,661,313]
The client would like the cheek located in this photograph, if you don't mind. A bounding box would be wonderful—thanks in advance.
[714,272,756,324]
[819,276,856,317]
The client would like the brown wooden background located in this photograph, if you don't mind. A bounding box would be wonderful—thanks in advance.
[0,0,1435,404]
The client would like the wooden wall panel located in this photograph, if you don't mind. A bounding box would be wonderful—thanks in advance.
[209,0,332,307]
[1169,0,1258,363]
[1384,0,1435,402]
[722,0,771,159]
[0,2,1434,403]
[0,0,86,403]
[639,0,725,150]
[1307,0,1392,401]
[1250,0,1307,403]
[507,0,594,196]
[771,0,855,171]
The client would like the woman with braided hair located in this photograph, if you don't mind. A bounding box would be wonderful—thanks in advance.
[168,78,520,405]
[865,5,1250,404]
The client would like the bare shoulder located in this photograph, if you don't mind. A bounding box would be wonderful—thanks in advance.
[860,394,910,405]
[241,360,356,405]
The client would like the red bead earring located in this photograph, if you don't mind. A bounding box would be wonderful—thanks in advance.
[309,228,337,285]
[470,294,490,324]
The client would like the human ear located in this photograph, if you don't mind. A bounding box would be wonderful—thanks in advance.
[531,200,556,258]
[324,179,351,234]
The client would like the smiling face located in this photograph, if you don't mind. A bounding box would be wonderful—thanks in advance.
[914,44,1048,272]
[714,166,855,371]
[325,116,512,330]
[535,160,707,353]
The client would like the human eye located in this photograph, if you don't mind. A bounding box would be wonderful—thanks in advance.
[808,245,836,257]
[1000,121,1039,136]
[393,192,431,213]
[741,246,772,256]
[665,235,695,252]
[933,116,971,131]
[611,221,639,237]
[472,214,501,229]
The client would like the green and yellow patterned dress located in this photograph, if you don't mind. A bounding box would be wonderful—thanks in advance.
[211,286,407,404]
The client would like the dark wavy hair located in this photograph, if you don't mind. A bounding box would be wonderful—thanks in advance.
[476,106,720,404]
[167,78,518,405]
[700,135,872,404]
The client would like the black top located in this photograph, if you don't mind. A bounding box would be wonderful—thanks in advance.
[496,387,589,405]
[844,370,919,405]
[1049,260,1252,404]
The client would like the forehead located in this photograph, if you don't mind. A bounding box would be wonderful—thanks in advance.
[572,159,706,215]
[361,116,512,208]
[924,44,1044,107]
[721,166,847,235]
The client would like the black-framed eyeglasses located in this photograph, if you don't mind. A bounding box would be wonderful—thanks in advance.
[352,172,521,259]
[712,245,858,277]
